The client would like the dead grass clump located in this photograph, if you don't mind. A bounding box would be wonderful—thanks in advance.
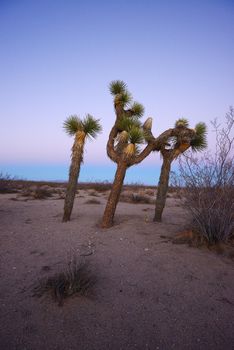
[33,260,96,306]
[21,186,53,199]
[144,189,155,196]
[88,190,99,197]
[90,182,111,192]
[120,192,153,204]
[85,199,101,204]
[33,187,53,199]
[172,230,205,246]
[21,188,34,198]
[58,193,66,199]
[77,182,112,192]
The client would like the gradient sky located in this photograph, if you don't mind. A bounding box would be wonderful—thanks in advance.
[0,0,234,184]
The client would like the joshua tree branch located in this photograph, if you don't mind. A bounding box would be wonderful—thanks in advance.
[106,124,119,163]
[129,142,154,166]
[130,127,196,166]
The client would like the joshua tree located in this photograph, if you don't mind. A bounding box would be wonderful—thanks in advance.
[101,80,156,228]
[101,80,207,227]
[63,115,102,222]
[154,119,207,222]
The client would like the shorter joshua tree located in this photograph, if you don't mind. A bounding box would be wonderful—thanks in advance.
[63,115,102,222]
[154,119,207,222]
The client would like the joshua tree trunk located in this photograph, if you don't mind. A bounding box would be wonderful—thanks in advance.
[63,135,84,222]
[154,155,172,222]
[101,161,127,228]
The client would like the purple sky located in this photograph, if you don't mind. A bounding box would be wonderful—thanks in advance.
[0,0,234,183]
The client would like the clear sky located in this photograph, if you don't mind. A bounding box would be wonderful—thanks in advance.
[1,0,234,184]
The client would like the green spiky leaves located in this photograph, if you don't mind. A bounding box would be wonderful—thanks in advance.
[63,114,102,139]
[128,127,144,145]
[109,80,127,95]
[114,91,132,107]
[110,80,145,113]
[131,102,145,118]
[63,115,82,136]
[110,80,132,108]
[116,115,145,158]
[117,115,141,132]
[82,114,102,139]
[175,118,189,128]
[190,122,207,151]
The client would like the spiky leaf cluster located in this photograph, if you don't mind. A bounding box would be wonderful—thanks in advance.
[128,127,145,145]
[110,80,145,113]
[63,115,82,136]
[190,122,207,151]
[175,118,189,128]
[115,115,145,157]
[63,114,102,139]
[131,102,145,118]
[117,115,141,132]
[82,114,102,139]
[116,116,145,145]
[109,80,127,95]
[115,91,132,107]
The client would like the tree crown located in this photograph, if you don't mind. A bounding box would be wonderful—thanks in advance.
[190,122,207,152]
[63,114,102,139]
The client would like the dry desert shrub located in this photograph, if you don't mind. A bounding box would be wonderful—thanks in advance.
[85,199,101,204]
[0,173,17,193]
[144,189,155,196]
[88,190,99,197]
[77,182,112,192]
[33,259,96,306]
[175,109,234,244]
[33,187,53,199]
[21,186,53,199]
[120,191,154,204]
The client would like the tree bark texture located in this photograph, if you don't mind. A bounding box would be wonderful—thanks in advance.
[101,162,127,228]
[154,156,172,222]
[63,136,84,222]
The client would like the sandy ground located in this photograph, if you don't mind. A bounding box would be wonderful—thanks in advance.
[0,188,234,350]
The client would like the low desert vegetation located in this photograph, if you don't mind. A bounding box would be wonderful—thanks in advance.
[33,187,53,199]
[174,108,234,245]
[21,186,54,199]
[0,173,17,193]
[119,192,154,204]
[85,199,101,205]
[80,182,112,192]
[88,190,99,197]
[33,259,96,306]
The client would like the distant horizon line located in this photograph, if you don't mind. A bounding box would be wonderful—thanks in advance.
[1,162,178,186]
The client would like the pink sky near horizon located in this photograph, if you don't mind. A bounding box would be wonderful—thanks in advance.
[0,0,234,182]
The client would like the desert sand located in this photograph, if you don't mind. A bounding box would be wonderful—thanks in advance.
[0,185,234,350]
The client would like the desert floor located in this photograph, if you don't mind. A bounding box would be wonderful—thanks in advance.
[0,185,234,350]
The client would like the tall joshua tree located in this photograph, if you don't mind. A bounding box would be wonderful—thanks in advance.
[101,80,155,228]
[154,119,207,222]
[63,114,102,222]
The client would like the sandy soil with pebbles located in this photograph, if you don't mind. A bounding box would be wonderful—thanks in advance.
[1,186,234,350]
